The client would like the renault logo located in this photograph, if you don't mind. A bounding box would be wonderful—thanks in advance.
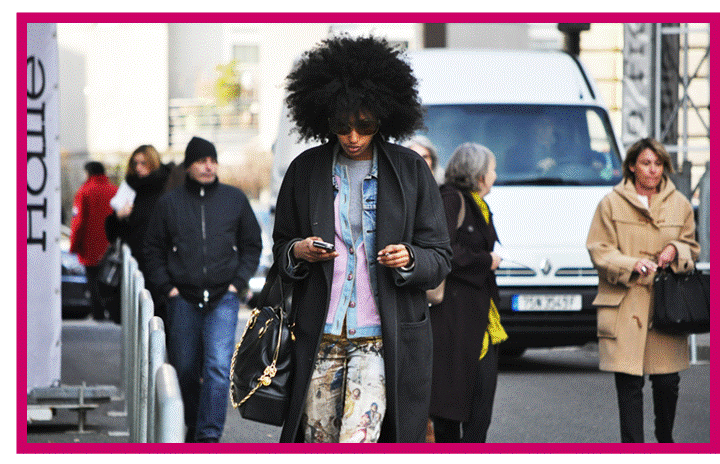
[540,259,552,275]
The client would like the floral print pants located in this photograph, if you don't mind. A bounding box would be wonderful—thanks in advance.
[302,334,386,443]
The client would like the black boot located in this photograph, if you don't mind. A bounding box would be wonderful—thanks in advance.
[650,373,680,443]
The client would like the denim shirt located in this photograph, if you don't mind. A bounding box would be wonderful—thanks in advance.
[324,145,381,338]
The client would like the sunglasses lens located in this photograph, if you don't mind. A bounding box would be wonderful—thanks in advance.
[330,122,352,135]
[329,119,379,136]
[356,120,379,135]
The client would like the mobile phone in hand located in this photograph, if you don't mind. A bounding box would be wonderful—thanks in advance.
[312,240,335,252]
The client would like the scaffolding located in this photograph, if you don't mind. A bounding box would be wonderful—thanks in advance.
[622,23,710,263]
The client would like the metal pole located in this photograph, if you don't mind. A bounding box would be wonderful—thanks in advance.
[654,23,662,141]
[136,288,153,443]
[698,162,710,262]
[155,364,185,443]
[127,262,140,441]
[147,317,167,443]
[682,23,689,166]
[690,334,698,364]
[109,244,132,424]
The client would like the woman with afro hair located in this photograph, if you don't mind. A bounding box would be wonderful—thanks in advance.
[273,35,452,443]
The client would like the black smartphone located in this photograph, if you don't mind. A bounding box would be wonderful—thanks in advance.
[312,240,335,252]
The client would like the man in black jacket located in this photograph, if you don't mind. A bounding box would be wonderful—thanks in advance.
[144,136,262,443]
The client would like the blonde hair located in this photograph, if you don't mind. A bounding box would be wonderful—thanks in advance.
[127,145,161,176]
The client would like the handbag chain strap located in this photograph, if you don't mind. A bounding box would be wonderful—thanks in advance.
[229,307,285,409]
[229,261,290,409]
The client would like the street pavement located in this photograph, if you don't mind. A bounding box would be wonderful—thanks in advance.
[24,310,710,446]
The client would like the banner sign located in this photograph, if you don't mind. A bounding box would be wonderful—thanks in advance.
[26,23,62,393]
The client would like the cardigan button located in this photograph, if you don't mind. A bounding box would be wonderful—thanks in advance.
[349,301,356,308]
[348,329,356,335]
[347,273,354,281]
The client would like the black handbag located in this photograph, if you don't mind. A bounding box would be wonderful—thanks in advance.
[230,263,294,426]
[98,238,122,288]
[653,267,710,335]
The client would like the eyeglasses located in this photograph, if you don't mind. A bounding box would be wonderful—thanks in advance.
[329,118,380,136]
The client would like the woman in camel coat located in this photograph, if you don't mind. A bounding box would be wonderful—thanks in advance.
[586,138,700,443]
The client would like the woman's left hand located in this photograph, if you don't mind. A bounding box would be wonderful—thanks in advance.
[657,244,678,268]
[377,244,412,268]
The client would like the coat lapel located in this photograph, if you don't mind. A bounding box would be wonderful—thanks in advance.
[376,141,406,249]
[465,191,497,248]
[308,143,336,288]
[309,143,335,241]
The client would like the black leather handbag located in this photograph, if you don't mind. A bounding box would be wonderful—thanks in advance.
[653,268,710,335]
[230,263,294,426]
[98,238,122,288]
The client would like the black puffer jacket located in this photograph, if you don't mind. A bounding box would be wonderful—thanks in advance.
[143,175,262,307]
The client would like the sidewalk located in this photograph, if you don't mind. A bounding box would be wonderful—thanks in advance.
[25,315,709,444]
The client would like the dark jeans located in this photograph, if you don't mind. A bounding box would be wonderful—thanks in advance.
[614,371,680,443]
[433,343,499,443]
[166,291,239,442]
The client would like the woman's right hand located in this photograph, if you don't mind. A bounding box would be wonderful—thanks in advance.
[292,237,338,263]
[117,203,133,219]
[490,251,502,270]
[633,258,658,277]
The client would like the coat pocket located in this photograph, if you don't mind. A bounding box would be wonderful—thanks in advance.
[593,292,623,339]
[597,308,620,339]
[397,314,433,442]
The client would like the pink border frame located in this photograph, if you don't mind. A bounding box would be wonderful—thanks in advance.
[17,11,718,455]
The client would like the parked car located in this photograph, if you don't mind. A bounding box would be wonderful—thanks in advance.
[60,225,92,319]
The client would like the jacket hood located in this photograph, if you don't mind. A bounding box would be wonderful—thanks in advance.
[613,176,677,213]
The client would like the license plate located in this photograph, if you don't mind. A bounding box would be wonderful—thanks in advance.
[512,294,582,311]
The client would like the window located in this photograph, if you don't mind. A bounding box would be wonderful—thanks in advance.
[418,104,623,186]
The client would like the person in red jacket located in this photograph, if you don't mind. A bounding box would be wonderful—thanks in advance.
[70,161,118,320]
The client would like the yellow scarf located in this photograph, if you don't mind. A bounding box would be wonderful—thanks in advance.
[471,191,509,360]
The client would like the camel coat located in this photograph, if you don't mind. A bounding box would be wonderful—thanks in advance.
[586,177,700,376]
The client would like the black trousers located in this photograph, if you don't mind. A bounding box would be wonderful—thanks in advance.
[433,343,499,443]
[84,265,106,320]
[614,371,680,443]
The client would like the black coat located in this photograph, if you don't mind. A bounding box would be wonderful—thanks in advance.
[429,184,500,422]
[143,175,262,306]
[105,164,173,277]
[273,140,452,442]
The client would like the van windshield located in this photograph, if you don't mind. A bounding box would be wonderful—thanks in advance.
[417,104,623,186]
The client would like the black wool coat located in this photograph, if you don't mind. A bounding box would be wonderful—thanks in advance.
[273,140,452,443]
[429,183,500,422]
[105,163,173,277]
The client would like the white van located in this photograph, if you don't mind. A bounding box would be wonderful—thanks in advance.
[271,49,625,353]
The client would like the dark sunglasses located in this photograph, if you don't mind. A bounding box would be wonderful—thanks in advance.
[329,118,380,136]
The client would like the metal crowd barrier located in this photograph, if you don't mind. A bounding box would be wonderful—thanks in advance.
[154,364,184,443]
[120,244,184,443]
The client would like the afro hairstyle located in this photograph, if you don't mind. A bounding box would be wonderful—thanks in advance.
[285,35,425,143]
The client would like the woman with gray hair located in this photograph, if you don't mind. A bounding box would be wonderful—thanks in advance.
[404,135,438,173]
[429,142,508,442]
